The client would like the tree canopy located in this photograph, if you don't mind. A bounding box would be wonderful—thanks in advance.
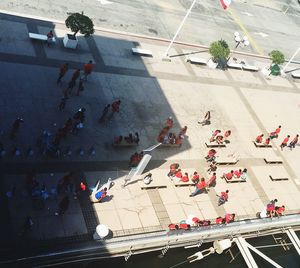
[65,12,95,38]
[268,50,285,65]
[209,39,230,62]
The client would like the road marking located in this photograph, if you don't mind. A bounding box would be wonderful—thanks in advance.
[97,0,113,5]
[254,32,269,38]
[241,11,254,17]
[228,8,264,55]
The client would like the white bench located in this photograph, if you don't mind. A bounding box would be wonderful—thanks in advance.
[243,64,259,72]
[29,33,56,43]
[253,141,272,148]
[205,142,226,148]
[227,62,243,70]
[269,175,289,181]
[186,56,207,65]
[132,47,153,57]
[216,157,238,165]
[173,180,195,187]
[264,157,283,164]
[291,71,300,79]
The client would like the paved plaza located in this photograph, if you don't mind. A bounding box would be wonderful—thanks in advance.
[0,11,300,258]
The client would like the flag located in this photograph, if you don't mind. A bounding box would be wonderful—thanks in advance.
[220,0,231,10]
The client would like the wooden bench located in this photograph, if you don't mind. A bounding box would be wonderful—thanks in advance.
[29,33,56,43]
[113,141,138,147]
[225,177,246,183]
[139,179,167,190]
[264,157,283,164]
[242,65,259,72]
[291,71,300,79]
[132,47,153,57]
[253,141,272,148]
[186,56,207,65]
[269,175,288,181]
[205,142,226,148]
[227,62,243,70]
[216,157,238,165]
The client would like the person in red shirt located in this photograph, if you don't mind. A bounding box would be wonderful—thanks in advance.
[83,60,93,81]
[57,63,69,84]
[216,135,224,144]
[280,135,290,151]
[210,130,221,142]
[189,178,206,197]
[224,130,231,140]
[111,100,121,113]
[264,137,270,145]
[191,171,200,184]
[288,134,299,150]
[222,170,234,180]
[255,134,264,143]
[207,172,217,189]
[270,125,281,139]
[234,169,242,178]
[168,163,179,178]
[218,190,229,206]
[205,149,217,162]
[165,117,173,129]
[181,172,189,182]
[224,213,235,224]
[275,205,285,217]
[168,223,179,230]
[175,169,183,179]
[215,216,223,224]
[179,223,191,230]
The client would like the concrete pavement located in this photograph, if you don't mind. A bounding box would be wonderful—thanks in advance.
[0,11,300,259]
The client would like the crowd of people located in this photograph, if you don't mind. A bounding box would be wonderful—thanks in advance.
[255,125,299,151]
[209,129,231,144]
[168,212,236,231]
[221,168,248,181]
[114,132,139,145]
[157,117,187,146]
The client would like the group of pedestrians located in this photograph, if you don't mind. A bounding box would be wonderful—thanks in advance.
[255,125,299,151]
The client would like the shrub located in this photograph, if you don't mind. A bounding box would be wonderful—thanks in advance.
[209,39,230,62]
[65,12,94,38]
[268,50,285,65]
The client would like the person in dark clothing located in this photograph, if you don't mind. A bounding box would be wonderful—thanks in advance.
[55,196,70,215]
[99,104,110,123]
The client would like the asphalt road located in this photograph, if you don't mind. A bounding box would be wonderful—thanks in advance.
[0,0,300,58]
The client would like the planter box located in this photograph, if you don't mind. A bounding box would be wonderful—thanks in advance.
[63,34,78,49]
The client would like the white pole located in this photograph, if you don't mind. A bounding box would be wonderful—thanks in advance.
[164,0,197,57]
[282,47,300,72]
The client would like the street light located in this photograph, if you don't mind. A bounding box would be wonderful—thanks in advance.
[234,31,249,49]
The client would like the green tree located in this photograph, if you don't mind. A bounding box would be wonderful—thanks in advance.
[268,50,285,65]
[209,39,230,62]
[65,12,95,38]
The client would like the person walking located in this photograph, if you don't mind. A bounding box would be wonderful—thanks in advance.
[76,78,84,96]
[71,69,81,82]
[57,63,69,84]
[66,79,76,95]
[288,134,299,150]
[55,196,70,216]
[82,60,93,81]
[98,104,110,123]
[111,100,121,113]
[10,118,24,139]
[58,93,68,111]
[217,190,229,206]
[189,178,207,197]
[280,135,290,151]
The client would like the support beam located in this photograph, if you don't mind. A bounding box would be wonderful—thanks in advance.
[235,237,258,268]
[286,228,300,255]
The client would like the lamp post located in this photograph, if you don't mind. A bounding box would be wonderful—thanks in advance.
[234,32,249,49]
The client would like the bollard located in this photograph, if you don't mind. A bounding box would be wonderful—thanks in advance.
[79,148,84,156]
[27,147,34,157]
[90,146,96,155]
[14,148,21,156]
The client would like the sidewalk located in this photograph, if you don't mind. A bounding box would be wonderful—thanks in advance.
[0,12,300,256]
